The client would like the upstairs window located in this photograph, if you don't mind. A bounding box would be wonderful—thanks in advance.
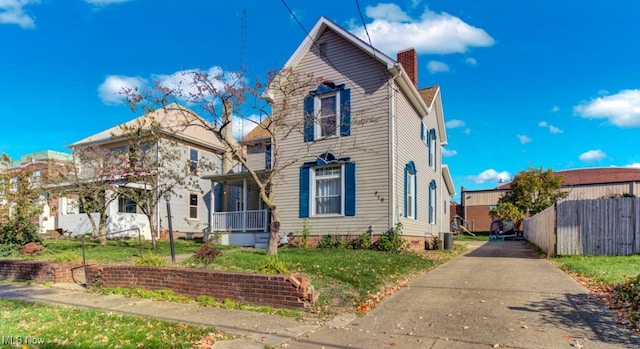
[189,149,199,174]
[428,129,437,171]
[304,82,351,142]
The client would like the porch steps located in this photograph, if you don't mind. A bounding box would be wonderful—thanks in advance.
[254,233,270,249]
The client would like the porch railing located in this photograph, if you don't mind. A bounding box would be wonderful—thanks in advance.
[212,210,268,232]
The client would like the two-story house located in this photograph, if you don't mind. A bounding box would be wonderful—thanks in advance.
[206,17,455,249]
[53,104,225,240]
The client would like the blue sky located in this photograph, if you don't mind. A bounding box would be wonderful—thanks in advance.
[2,0,640,201]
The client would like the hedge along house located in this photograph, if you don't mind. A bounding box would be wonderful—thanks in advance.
[53,104,225,240]
[205,17,456,249]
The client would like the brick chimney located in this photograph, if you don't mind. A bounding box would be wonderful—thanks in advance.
[397,48,418,88]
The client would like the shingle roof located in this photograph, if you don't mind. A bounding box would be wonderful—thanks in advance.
[418,86,439,109]
[497,167,640,189]
[241,117,272,143]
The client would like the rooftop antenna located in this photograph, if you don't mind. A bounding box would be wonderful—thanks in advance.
[241,8,247,73]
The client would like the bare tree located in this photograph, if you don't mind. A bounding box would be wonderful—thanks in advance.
[124,68,322,255]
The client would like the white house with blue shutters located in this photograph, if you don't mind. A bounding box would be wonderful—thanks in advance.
[206,17,455,249]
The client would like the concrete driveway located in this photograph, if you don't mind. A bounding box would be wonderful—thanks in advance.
[286,240,639,349]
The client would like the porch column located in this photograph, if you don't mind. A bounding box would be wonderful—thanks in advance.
[210,182,217,233]
[242,178,247,232]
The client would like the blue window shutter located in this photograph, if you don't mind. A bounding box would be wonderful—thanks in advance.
[414,173,417,220]
[299,167,310,217]
[340,89,351,136]
[345,162,356,216]
[304,95,314,142]
[420,123,425,141]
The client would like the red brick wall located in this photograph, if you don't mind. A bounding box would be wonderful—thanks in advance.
[465,205,494,232]
[0,260,83,283]
[397,48,418,87]
[85,265,316,309]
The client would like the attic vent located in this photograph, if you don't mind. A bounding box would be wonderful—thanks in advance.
[319,43,327,57]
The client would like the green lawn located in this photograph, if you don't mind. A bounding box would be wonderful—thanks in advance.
[551,254,640,284]
[0,299,226,348]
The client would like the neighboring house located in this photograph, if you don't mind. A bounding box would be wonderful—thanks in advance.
[54,104,225,240]
[459,167,640,232]
[206,17,456,249]
[0,150,74,234]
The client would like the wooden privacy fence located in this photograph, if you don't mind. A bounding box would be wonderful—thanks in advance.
[524,197,640,256]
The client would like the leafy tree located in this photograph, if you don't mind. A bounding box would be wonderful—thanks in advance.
[493,167,567,229]
[47,145,119,245]
[123,68,321,255]
[113,111,215,250]
[489,202,525,230]
[0,154,43,245]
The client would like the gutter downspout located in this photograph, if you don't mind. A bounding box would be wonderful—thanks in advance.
[389,68,401,229]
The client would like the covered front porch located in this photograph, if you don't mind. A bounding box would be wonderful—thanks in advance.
[208,172,270,248]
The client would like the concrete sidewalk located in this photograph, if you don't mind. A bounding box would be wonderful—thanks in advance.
[0,281,346,348]
[286,241,639,349]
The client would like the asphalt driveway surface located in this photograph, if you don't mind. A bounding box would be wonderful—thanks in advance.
[286,240,639,349]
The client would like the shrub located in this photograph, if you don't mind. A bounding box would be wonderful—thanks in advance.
[319,235,344,249]
[193,243,222,266]
[299,219,311,249]
[257,256,289,274]
[612,274,640,328]
[134,253,169,266]
[374,223,409,253]
[18,242,43,256]
[347,232,372,250]
[0,217,41,246]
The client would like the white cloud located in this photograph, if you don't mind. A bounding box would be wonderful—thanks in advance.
[626,163,640,169]
[0,0,40,29]
[441,148,457,157]
[153,66,243,100]
[538,121,563,134]
[365,3,411,21]
[579,149,606,162]
[549,125,563,134]
[233,114,262,140]
[446,119,465,128]
[517,134,532,144]
[574,89,640,127]
[98,75,147,104]
[551,105,559,112]
[350,4,495,55]
[84,0,134,5]
[427,60,450,74]
[465,57,477,66]
[468,169,511,184]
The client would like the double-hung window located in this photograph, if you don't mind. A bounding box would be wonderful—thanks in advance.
[304,82,351,142]
[317,93,338,139]
[189,149,199,174]
[189,193,198,219]
[428,129,437,171]
[404,161,417,219]
[429,180,437,224]
[299,153,356,218]
[313,166,342,215]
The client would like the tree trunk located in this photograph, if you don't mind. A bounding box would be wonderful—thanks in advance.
[266,206,280,256]
[98,213,107,245]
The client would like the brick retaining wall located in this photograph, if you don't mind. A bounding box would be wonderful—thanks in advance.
[85,265,317,309]
[0,260,83,283]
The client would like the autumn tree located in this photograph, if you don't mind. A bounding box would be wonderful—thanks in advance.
[492,167,567,229]
[0,154,43,245]
[124,68,321,255]
[113,110,216,250]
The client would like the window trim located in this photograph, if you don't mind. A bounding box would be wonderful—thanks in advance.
[311,164,345,217]
[189,148,199,174]
[429,180,437,225]
[428,129,437,171]
[188,192,199,220]
[299,152,356,218]
[404,161,417,220]
[314,91,341,139]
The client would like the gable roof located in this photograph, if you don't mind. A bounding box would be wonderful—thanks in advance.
[71,103,226,152]
[241,117,272,143]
